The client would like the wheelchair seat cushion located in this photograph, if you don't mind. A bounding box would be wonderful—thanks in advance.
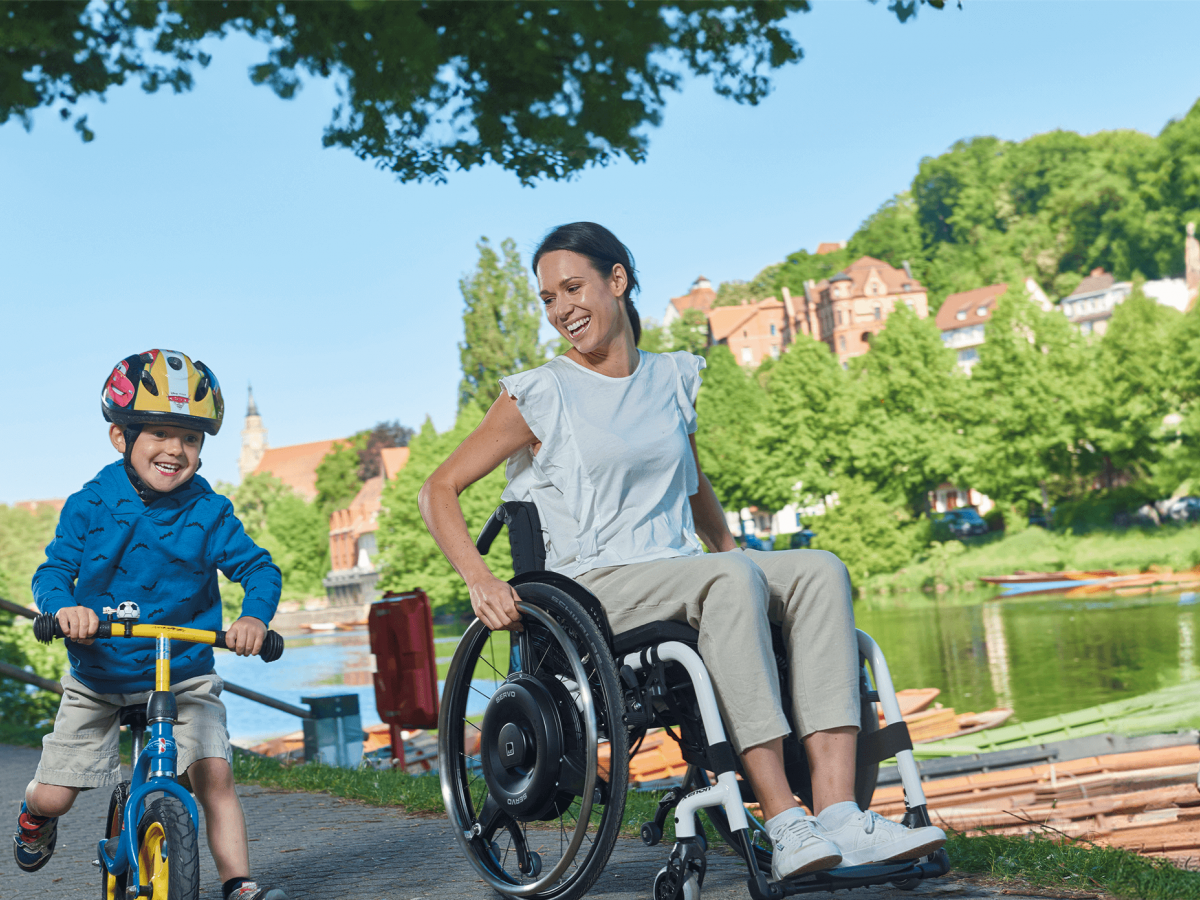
[611,620,700,657]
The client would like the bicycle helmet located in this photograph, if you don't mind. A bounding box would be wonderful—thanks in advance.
[101,349,224,435]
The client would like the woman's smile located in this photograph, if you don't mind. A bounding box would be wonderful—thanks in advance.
[566,316,592,339]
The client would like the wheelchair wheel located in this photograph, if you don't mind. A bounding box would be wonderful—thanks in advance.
[99,781,129,900]
[136,796,199,900]
[439,581,629,900]
[703,667,881,871]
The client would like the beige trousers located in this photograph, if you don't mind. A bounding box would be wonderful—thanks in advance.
[576,548,860,753]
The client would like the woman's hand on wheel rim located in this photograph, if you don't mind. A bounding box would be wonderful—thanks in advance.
[469,575,524,632]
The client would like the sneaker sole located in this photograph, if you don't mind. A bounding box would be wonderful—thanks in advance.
[841,837,945,868]
[775,851,844,880]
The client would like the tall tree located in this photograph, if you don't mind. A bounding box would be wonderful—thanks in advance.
[1089,280,1182,487]
[760,336,850,509]
[314,436,367,514]
[358,420,415,479]
[843,305,964,513]
[2,2,947,184]
[961,288,1090,515]
[458,237,544,410]
[695,345,769,511]
[668,308,710,355]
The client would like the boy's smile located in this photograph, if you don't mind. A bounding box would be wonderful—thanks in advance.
[109,424,202,494]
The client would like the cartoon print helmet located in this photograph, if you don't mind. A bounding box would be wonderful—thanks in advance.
[101,350,224,436]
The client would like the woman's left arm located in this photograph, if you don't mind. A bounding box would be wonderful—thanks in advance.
[688,434,738,553]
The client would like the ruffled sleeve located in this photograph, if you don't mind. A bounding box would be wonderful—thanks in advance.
[498,367,554,444]
[667,351,706,435]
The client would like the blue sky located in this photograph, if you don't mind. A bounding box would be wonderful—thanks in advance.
[4,1,1200,503]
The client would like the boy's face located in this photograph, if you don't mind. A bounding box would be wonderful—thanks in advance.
[109,423,202,492]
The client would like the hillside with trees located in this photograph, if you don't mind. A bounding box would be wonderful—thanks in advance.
[745,100,1200,311]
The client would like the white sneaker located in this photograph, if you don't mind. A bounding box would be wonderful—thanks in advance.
[768,811,843,880]
[819,809,945,868]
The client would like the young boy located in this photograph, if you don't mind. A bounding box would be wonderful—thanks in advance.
[15,349,290,900]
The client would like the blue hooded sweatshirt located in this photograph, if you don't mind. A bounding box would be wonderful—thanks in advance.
[33,461,282,693]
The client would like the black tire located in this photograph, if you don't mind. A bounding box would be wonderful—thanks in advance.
[439,581,629,900]
[136,796,199,900]
[99,782,130,900]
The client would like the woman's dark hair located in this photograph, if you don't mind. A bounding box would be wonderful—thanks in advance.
[532,222,642,345]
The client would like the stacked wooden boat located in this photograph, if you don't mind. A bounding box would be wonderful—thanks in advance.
[872,736,1200,864]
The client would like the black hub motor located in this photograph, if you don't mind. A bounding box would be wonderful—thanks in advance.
[480,672,588,821]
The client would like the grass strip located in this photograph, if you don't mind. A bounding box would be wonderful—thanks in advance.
[230,755,1200,900]
[946,830,1200,900]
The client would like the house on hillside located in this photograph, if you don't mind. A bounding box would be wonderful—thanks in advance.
[1059,269,1131,336]
[802,257,930,367]
[662,276,717,326]
[323,446,410,606]
[707,298,789,366]
[938,278,1050,373]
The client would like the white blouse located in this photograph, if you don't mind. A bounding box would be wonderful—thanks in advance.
[499,350,707,578]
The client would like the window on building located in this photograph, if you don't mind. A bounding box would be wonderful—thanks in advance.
[977,306,989,317]
[839,335,846,351]
[741,346,753,363]
[743,330,748,338]
[770,344,780,358]
[903,282,911,291]
[905,299,914,310]
[958,347,979,364]
[836,310,843,325]
[873,306,881,321]
[770,323,777,336]
[956,309,967,321]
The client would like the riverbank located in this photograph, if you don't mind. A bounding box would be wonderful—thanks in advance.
[861,524,1200,597]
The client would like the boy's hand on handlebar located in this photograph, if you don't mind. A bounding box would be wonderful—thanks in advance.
[56,607,99,645]
[226,616,267,656]
[469,574,523,632]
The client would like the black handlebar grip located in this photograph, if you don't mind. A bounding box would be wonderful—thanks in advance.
[213,630,228,651]
[475,510,504,556]
[260,630,284,663]
[33,614,61,643]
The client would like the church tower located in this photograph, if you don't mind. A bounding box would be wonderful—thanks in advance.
[238,386,268,481]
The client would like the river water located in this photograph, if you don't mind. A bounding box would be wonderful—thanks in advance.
[216,590,1200,744]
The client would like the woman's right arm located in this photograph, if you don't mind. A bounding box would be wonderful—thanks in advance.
[418,390,538,630]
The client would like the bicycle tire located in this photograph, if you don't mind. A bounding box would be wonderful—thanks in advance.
[99,781,130,900]
[137,796,199,900]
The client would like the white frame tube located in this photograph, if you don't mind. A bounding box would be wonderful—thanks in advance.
[621,641,749,836]
[857,629,928,809]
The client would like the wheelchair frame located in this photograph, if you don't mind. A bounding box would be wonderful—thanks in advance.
[439,502,949,900]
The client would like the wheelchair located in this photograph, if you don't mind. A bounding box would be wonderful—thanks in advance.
[438,502,949,900]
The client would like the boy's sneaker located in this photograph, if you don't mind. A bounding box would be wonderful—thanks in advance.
[228,882,290,900]
[819,808,945,867]
[768,809,842,880]
[13,802,58,872]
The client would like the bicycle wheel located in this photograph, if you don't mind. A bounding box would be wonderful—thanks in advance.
[439,581,629,900]
[99,781,129,900]
[136,796,199,900]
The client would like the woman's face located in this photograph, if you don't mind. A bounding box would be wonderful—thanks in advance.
[537,250,629,355]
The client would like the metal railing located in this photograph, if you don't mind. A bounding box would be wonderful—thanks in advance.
[1,597,311,718]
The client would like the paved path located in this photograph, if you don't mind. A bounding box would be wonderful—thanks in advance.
[1,745,1049,900]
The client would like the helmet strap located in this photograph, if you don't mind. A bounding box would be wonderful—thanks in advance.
[120,425,201,504]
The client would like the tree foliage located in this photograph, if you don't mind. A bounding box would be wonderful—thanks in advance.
[751,101,1200,311]
[314,434,367,515]
[375,405,512,614]
[695,345,769,511]
[669,307,710,355]
[811,477,916,586]
[458,237,545,410]
[0,1,947,183]
[358,421,414,480]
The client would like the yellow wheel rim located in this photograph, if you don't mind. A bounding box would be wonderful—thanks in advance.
[104,870,120,900]
[138,821,171,898]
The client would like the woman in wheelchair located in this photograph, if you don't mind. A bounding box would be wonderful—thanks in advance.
[420,222,945,894]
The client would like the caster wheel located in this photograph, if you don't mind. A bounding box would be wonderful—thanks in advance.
[521,850,542,877]
[653,865,700,900]
[642,822,663,846]
[891,877,920,891]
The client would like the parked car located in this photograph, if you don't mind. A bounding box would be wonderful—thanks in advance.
[738,532,770,551]
[1161,496,1200,524]
[789,528,817,550]
[937,508,989,538]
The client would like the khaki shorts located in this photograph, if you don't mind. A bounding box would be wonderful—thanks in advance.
[34,671,232,790]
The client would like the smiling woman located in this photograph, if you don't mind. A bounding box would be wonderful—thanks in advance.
[418,222,946,881]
